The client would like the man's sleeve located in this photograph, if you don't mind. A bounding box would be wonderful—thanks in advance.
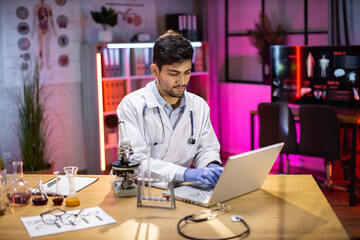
[192,104,221,169]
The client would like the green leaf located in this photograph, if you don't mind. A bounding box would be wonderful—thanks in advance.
[90,6,118,30]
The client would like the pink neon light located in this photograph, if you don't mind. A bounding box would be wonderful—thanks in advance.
[96,53,106,171]
[296,46,301,98]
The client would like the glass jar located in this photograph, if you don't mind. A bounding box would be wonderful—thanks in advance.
[64,166,80,207]
[6,161,32,205]
[32,178,48,205]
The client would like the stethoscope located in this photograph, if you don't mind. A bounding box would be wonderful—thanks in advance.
[142,105,196,146]
[177,204,250,239]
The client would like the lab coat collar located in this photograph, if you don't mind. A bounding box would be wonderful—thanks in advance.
[144,81,195,111]
[143,81,194,132]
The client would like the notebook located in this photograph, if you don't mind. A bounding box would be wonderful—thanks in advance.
[174,142,284,207]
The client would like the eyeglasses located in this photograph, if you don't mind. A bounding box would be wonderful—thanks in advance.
[40,208,84,227]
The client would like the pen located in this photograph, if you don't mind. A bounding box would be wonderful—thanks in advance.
[47,177,61,187]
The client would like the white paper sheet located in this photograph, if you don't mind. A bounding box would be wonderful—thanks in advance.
[21,206,116,238]
[39,176,98,196]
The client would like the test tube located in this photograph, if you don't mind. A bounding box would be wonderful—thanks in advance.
[139,148,145,196]
[147,146,151,197]
[165,174,169,193]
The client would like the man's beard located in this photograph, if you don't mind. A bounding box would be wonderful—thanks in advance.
[158,77,186,98]
[166,84,186,98]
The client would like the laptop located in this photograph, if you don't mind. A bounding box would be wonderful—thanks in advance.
[174,142,284,207]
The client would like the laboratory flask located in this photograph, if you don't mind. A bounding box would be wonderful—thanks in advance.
[6,161,32,205]
[32,178,48,205]
[64,166,80,207]
[52,171,64,206]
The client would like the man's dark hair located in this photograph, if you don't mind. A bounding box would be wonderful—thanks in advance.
[153,30,194,71]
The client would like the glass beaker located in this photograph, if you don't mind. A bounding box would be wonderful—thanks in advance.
[64,166,80,207]
[6,161,32,205]
[32,178,48,205]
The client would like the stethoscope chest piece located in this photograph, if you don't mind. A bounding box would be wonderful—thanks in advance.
[231,215,244,222]
[187,137,196,145]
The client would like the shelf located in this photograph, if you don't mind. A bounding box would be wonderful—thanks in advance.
[129,75,154,80]
[104,111,117,116]
[102,77,127,81]
[105,143,118,149]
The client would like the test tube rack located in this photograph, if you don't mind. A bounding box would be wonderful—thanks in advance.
[136,177,176,209]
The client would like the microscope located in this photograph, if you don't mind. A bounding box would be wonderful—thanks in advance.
[112,121,140,197]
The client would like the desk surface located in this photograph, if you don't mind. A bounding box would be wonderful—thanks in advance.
[0,174,349,240]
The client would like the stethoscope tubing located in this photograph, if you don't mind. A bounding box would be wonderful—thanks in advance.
[142,105,196,146]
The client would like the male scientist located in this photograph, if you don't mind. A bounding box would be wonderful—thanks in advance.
[117,30,223,186]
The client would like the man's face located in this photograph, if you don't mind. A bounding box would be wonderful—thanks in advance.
[153,59,192,101]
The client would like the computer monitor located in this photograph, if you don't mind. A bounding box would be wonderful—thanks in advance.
[271,45,360,108]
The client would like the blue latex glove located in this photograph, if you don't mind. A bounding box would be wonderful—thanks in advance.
[208,163,224,175]
[184,166,223,186]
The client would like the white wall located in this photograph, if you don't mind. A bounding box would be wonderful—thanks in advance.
[0,1,87,173]
[0,0,200,174]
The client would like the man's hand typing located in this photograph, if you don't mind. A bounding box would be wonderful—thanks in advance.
[184,165,224,186]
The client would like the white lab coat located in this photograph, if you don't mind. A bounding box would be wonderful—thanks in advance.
[117,81,220,183]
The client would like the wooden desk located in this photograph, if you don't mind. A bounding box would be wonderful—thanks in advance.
[0,174,349,239]
[250,107,360,206]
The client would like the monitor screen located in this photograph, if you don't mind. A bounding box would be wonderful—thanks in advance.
[271,45,360,108]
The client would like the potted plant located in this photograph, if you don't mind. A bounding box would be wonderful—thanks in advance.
[15,60,53,173]
[91,6,118,43]
[247,13,287,83]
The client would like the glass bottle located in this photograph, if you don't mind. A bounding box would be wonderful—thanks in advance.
[52,171,63,206]
[32,178,48,205]
[0,171,6,215]
[6,161,32,205]
[64,166,80,207]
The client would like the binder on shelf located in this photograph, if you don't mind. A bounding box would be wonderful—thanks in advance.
[193,46,204,72]
[166,13,198,41]
[191,14,197,42]
[102,81,111,112]
[114,48,121,77]
[143,48,151,75]
[102,80,127,112]
[130,48,136,76]
[102,48,110,77]
[138,48,145,75]
[108,48,116,77]
[130,48,152,76]
[110,81,116,111]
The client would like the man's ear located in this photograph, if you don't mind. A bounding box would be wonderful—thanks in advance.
[150,64,159,77]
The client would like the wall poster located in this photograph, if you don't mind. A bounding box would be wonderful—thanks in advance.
[1,0,81,86]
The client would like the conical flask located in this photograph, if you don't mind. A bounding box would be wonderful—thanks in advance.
[52,171,63,206]
[32,178,48,205]
[64,166,80,207]
[6,161,32,205]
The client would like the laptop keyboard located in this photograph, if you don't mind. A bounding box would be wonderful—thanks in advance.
[191,190,213,202]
